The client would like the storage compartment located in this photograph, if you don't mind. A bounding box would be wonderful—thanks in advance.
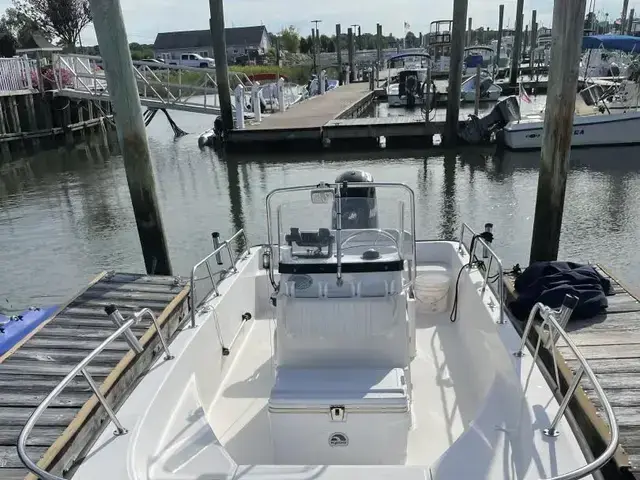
[268,367,411,465]
[415,266,450,313]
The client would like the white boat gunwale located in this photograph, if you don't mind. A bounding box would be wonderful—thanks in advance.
[16,182,620,480]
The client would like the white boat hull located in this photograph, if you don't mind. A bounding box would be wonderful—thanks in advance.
[72,240,595,480]
[503,111,640,150]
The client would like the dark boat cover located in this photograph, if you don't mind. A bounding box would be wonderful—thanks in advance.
[510,262,612,319]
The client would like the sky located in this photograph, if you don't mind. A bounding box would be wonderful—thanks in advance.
[0,0,637,46]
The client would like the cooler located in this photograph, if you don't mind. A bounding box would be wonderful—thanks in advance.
[268,367,410,465]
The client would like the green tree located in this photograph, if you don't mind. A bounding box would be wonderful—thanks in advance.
[13,0,92,48]
[279,25,300,53]
[0,31,18,56]
[405,31,417,48]
[0,6,45,46]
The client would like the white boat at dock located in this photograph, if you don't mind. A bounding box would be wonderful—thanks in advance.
[503,84,640,149]
[17,172,618,480]
[386,53,432,108]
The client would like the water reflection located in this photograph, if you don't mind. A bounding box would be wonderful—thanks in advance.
[2,138,640,310]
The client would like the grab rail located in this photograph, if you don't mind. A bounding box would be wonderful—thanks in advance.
[514,301,619,480]
[457,222,505,324]
[18,308,172,480]
[189,229,249,328]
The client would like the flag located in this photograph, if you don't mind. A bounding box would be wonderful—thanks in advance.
[519,83,532,103]
[404,22,411,31]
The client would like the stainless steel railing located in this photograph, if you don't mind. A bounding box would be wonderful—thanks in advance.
[189,229,249,329]
[17,308,173,480]
[514,301,619,480]
[457,222,505,324]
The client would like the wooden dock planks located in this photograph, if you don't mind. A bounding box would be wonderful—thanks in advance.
[505,264,640,479]
[0,271,190,480]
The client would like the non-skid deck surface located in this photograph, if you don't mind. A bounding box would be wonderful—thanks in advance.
[247,83,372,130]
[0,272,189,480]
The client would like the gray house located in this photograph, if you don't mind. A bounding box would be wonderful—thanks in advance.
[153,26,269,62]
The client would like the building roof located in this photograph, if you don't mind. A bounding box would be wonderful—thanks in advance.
[154,26,267,50]
[16,32,61,53]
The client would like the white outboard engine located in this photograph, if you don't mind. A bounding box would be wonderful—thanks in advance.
[332,170,378,230]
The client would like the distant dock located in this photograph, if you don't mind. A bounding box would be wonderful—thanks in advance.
[226,82,466,151]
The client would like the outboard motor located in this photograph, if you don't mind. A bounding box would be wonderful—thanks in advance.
[332,170,378,230]
[458,96,521,144]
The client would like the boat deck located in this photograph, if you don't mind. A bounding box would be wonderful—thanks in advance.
[0,271,190,480]
[505,264,640,479]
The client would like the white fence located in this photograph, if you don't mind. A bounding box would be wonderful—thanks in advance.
[0,57,36,92]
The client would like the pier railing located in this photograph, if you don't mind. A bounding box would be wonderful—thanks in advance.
[51,54,254,115]
[0,57,36,93]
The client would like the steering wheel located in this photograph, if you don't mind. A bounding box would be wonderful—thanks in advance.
[340,229,398,251]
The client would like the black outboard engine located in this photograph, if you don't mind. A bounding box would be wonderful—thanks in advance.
[332,170,378,230]
[458,96,521,144]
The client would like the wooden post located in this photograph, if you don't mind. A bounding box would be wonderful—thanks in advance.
[25,94,39,148]
[62,99,73,145]
[377,24,382,85]
[348,28,355,83]
[311,28,317,73]
[529,0,587,264]
[444,0,468,144]
[523,24,529,55]
[510,0,525,85]
[467,17,473,46]
[621,0,629,34]
[209,0,233,132]
[474,64,481,115]
[88,0,173,275]
[0,99,11,159]
[530,15,538,71]
[627,8,635,35]
[275,37,281,66]
[335,24,342,85]
[78,100,85,139]
[315,28,321,77]
[496,5,504,72]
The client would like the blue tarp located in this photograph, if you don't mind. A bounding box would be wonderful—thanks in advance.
[582,34,640,52]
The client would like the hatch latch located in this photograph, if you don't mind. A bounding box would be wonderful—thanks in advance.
[330,405,346,421]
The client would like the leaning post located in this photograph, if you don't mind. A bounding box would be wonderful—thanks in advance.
[88,0,172,275]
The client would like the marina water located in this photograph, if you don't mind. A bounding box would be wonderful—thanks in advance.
[2,107,640,311]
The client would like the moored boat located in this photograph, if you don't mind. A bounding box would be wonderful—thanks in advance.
[17,172,618,480]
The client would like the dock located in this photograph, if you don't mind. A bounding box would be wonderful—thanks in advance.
[505,265,640,479]
[0,271,190,480]
[227,83,462,151]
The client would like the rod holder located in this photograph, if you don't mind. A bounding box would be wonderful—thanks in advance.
[211,232,223,265]
[105,305,143,354]
[483,223,493,258]
[81,367,127,435]
[546,294,579,348]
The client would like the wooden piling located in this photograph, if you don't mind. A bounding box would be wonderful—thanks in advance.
[312,28,317,73]
[0,99,11,159]
[529,0,587,264]
[209,0,233,132]
[24,94,39,148]
[509,0,525,85]
[621,0,629,34]
[523,24,529,53]
[628,8,635,35]
[62,100,73,145]
[88,0,173,275]
[496,5,504,72]
[347,28,355,83]
[78,101,85,139]
[474,64,481,115]
[467,17,473,46]
[444,0,468,144]
[335,24,342,84]
[376,24,382,85]
[530,11,537,70]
